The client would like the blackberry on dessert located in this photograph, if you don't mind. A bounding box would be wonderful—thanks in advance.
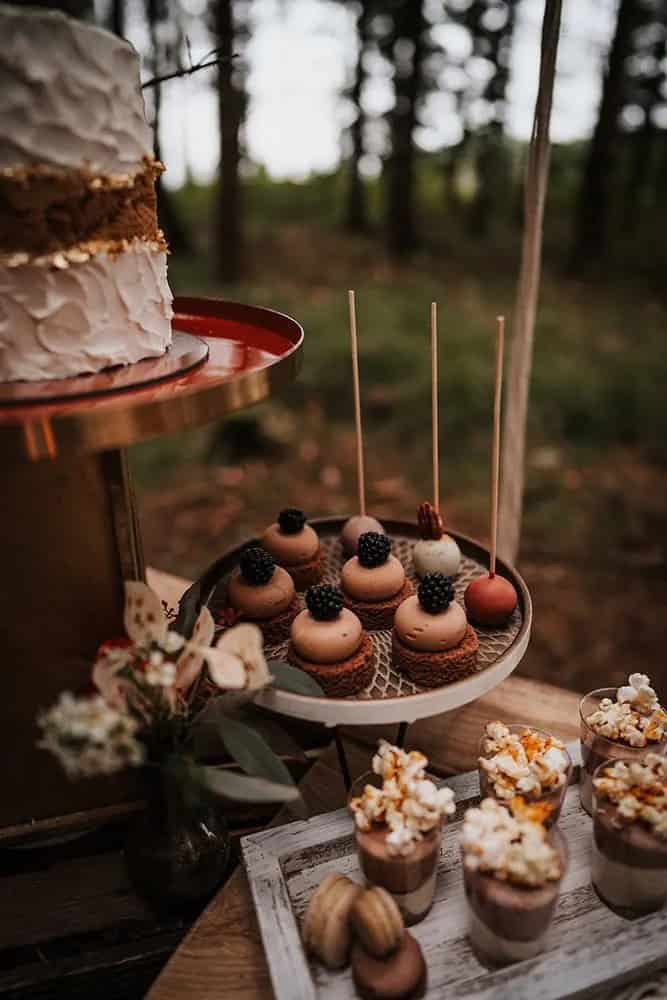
[341,532,413,631]
[460,797,567,966]
[260,508,322,589]
[579,673,667,814]
[392,572,478,687]
[591,753,667,914]
[478,721,572,826]
[227,546,299,644]
[412,503,461,579]
[287,584,373,696]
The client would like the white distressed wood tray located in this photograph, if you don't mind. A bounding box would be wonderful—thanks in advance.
[241,743,667,1000]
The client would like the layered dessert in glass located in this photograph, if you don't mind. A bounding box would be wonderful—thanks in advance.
[461,798,567,966]
[478,722,572,826]
[349,741,455,925]
[591,753,667,915]
[579,673,667,815]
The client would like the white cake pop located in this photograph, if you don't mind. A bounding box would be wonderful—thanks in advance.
[412,503,461,578]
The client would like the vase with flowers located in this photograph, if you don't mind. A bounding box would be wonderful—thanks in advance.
[37,581,321,909]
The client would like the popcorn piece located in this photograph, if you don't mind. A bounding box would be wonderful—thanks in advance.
[587,674,666,747]
[350,741,455,856]
[479,721,569,801]
[593,752,667,837]
[461,797,562,887]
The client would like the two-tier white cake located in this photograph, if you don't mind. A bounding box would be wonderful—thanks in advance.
[0,5,173,382]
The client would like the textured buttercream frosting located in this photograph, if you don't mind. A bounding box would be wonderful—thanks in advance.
[0,5,153,176]
[0,242,172,381]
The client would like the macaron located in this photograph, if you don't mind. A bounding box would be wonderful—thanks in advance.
[301,872,361,969]
[351,930,427,1000]
[351,886,404,958]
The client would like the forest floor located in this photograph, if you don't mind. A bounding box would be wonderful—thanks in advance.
[132,191,667,696]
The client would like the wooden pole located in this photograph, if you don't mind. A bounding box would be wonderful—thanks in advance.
[348,290,366,516]
[490,316,504,577]
[498,0,562,563]
[431,302,439,512]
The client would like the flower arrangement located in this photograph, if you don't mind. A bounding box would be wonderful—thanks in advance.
[38,581,322,803]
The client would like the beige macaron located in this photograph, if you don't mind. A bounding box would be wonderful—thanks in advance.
[302,873,361,969]
[351,886,404,957]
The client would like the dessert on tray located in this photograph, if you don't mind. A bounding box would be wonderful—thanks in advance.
[478,721,572,826]
[460,798,567,966]
[0,5,172,382]
[341,531,413,630]
[392,573,478,687]
[591,753,667,914]
[465,573,517,627]
[227,546,299,644]
[260,508,322,589]
[579,673,667,814]
[341,514,385,558]
[349,741,455,924]
[351,930,427,1000]
[287,584,374,696]
[412,503,461,579]
[302,873,361,969]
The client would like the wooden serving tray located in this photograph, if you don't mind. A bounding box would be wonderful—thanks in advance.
[241,743,667,1000]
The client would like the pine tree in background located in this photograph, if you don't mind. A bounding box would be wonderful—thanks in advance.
[108,0,124,37]
[344,0,373,232]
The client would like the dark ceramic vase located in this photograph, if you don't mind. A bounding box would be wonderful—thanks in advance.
[125,766,231,911]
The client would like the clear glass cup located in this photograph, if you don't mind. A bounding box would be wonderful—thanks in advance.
[348,772,442,926]
[462,826,568,967]
[477,724,573,827]
[591,757,667,915]
[579,689,667,815]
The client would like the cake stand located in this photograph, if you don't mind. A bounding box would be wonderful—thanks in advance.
[0,297,303,832]
[177,517,532,788]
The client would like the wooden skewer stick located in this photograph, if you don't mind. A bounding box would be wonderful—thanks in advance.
[348,290,366,516]
[431,302,439,512]
[490,315,505,577]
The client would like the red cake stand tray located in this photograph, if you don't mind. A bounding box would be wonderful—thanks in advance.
[0,297,303,833]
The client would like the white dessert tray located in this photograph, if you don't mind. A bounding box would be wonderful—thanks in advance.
[241,742,667,1000]
[177,518,532,727]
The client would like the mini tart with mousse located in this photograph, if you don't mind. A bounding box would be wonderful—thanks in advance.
[412,502,461,579]
[393,573,478,687]
[260,508,322,590]
[288,584,374,697]
[227,546,299,644]
[341,531,413,630]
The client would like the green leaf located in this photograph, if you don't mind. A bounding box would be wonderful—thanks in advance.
[268,660,325,697]
[221,716,294,787]
[198,765,300,803]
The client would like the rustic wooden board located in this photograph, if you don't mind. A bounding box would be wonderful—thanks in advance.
[241,743,667,1000]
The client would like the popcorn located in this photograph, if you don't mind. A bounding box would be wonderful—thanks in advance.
[479,722,570,801]
[593,753,667,837]
[587,674,666,747]
[350,740,455,856]
[461,798,562,886]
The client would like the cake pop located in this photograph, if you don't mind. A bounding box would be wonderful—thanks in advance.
[463,316,518,626]
[340,290,384,555]
[412,503,461,579]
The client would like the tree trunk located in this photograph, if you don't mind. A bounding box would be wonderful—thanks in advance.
[386,0,425,257]
[109,0,125,36]
[571,0,642,266]
[345,0,370,233]
[216,0,243,283]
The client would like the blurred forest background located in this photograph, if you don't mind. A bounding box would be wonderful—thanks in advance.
[36,0,667,692]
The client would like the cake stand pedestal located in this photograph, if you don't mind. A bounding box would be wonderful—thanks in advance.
[0,297,303,833]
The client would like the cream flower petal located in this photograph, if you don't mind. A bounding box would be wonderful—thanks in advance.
[124,582,167,644]
[191,606,215,648]
[217,624,271,691]
[174,643,205,693]
[205,647,247,689]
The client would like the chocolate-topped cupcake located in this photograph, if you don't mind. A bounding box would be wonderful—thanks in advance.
[478,722,572,826]
[349,740,455,925]
[287,584,373,696]
[392,573,478,687]
[260,508,322,589]
[227,546,299,644]
[341,532,413,630]
[579,673,667,814]
[460,798,567,966]
[592,753,667,915]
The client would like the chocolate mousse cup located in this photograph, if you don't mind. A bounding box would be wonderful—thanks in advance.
[350,775,441,926]
[591,759,667,915]
[579,689,667,815]
[477,725,573,827]
[462,829,567,967]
